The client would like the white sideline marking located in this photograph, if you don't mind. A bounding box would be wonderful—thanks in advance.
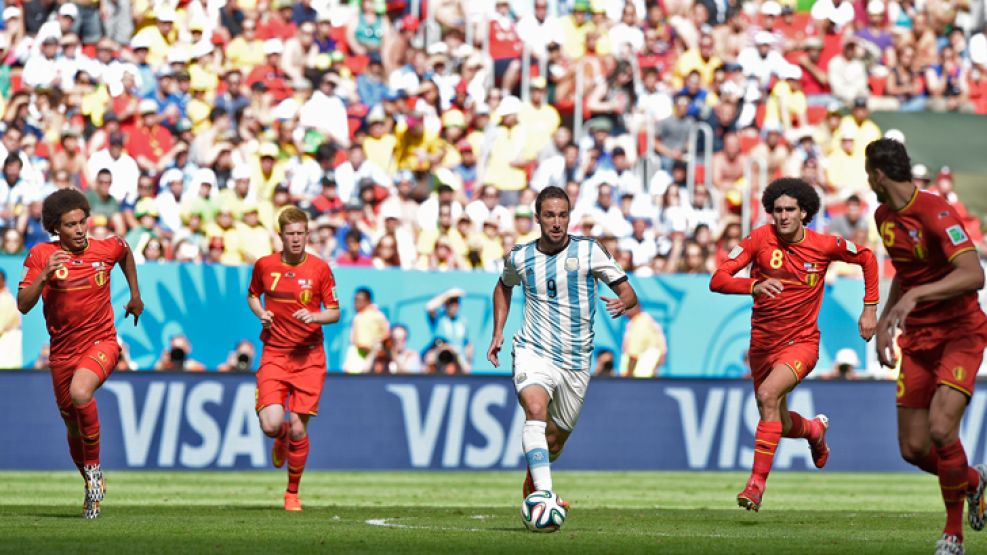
[365,518,485,532]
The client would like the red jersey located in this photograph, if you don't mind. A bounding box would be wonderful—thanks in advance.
[710,224,880,350]
[19,237,129,361]
[248,253,339,350]
[875,189,985,327]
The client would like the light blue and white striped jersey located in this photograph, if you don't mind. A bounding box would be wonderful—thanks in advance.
[501,236,627,371]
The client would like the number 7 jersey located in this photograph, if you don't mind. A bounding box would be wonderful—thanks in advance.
[710,225,880,350]
[248,253,340,350]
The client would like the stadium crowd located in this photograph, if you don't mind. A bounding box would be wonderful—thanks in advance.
[0,0,986,372]
[1,0,986,274]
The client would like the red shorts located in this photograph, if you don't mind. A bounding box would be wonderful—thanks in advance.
[256,346,327,416]
[749,342,819,391]
[49,340,121,414]
[896,317,987,408]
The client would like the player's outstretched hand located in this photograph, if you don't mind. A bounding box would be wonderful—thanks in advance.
[875,323,898,368]
[43,251,71,280]
[259,310,275,328]
[292,309,315,324]
[858,306,877,340]
[883,293,917,336]
[487,335,503,367]
[600,296,625,318]
[752,278,784,298]
[124,295,144,326]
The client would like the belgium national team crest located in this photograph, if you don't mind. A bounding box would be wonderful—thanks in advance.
[94,270,107,287]
[804,274,819,287]
[953,366,966,381]
[299,290,313,305]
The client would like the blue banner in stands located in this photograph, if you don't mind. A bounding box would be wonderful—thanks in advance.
[0,257,873,377]
[7,372,987,471]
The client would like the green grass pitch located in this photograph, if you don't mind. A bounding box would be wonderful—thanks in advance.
[0,470,979,554]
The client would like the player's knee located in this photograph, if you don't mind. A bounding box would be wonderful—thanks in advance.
[929,423,959,448]
[898,439,927,465]
[755,388,781,411]
[288,423,307,441]
[69,383,93,406]
[259,420,282,437]
[522,402,548,421]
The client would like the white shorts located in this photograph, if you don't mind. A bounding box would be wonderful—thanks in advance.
[512,346,590,432]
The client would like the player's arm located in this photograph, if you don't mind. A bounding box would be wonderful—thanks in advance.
[602,278,638,318]
[709,235,775,296]
[119,243,144,324]
[247,262,274,328]
[488,252,521,367]
[17,250,69,314]
[827,236,879,339]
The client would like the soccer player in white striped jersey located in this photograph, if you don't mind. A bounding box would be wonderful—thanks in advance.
[487,186,638,505]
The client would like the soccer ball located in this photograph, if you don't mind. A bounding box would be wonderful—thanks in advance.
[520,490,567,533]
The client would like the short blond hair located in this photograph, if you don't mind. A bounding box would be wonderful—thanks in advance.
[277,206,308,232]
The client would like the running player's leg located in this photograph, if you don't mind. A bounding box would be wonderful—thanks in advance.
[68,343,118,519]
[739,363,798,511]
[256,353,290,467]
[518,384,554,492]
[51,367,84,477]
[929,385,975,546]
[284,412,310,511]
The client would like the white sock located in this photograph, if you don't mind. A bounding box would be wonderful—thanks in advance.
[523,420,552,491]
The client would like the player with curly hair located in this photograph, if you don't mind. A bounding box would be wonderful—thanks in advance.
[17,188,143,519]
[710,178,879,512]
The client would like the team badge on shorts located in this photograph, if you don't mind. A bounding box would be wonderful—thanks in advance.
[515,373,527,384]
[953,366,966,381]
[564,258,579,272]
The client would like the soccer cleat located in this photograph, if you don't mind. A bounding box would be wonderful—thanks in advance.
[284,492,303,512]
[967,464,987,531]
[935,534,964,555]
[737,477,764,512]
[809,414,830,469]
[83,497,100,519]
[522,468,535,499]
[272,435,288,469]
[83,464,105,504]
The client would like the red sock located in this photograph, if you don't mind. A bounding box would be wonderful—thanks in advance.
[752,421,783,485]
[286,435,310,494]
[937,440,970,539]
[917,448,980,492]
[783,412,820,441]
[75,400,101,466]
[60,409,84,476]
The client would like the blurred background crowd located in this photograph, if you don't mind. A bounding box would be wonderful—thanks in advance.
[0,0,985,374]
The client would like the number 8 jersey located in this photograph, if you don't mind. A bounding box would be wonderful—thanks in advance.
[710,225,880,351]
[248,253,340,350]
[501,237,626,371]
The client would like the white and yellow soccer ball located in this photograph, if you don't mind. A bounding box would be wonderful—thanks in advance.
[520,490,567,533]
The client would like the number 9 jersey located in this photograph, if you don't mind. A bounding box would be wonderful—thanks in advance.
[248,253,340,350]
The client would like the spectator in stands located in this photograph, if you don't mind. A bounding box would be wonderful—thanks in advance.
[885,44,927,112]
[2,228,25,256]
[738,31,791,93]
[837,97,882,157]
[594,348,617,377]
[653,94,694,171]
[672,31,721,88]
[620,305,667,378]
[154,334,206,371]
[218,340,257,372]
[0,269,21,369]
[798,36,834,106]
[828,194,871,240]
[925,45,971,112]
[343,287,390,374]
[828,37,870,107]
[426,288,472,372]
[821,348,860,380]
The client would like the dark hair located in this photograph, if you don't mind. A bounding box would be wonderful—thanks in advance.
[761,178,820,225]
[846,193,861,204]
[42,188,90,234]
[864,137,912,182]
[96,168,112,180]
[0,268,5,285]
[535,186,570,215]
[355,286,372,302]
[3,154,21,168]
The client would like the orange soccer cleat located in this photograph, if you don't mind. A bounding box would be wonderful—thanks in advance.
[809,414,830,469]
[284,492,303,512]
[737,477,764,512]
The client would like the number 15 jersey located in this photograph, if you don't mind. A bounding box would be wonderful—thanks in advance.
[248,253,339,350]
